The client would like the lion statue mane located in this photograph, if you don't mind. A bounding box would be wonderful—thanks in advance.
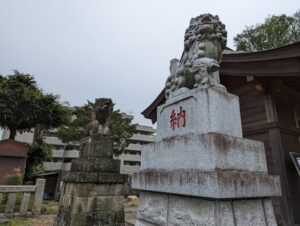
[165,13,227,99]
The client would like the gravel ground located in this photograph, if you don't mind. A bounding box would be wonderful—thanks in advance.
[23,207,137,226]
[27,215,56,226]
[1,198,138,226]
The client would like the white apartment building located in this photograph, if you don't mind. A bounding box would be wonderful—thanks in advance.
[2,118,155,199]
[1,121,156,175]
[116,125,155,174]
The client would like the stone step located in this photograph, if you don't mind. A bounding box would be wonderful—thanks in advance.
[141,132,268,173]
[132,169,281,199]
[136,192,277,226]
[157,87,243,141]
[79,135,113,158]
[62,172,127,184]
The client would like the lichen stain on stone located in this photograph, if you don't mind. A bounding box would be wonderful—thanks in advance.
[211,133,232,153]
[78,203,83,213]
[84,198,97,226]
[197,172,205,185]
[170,208,196,226]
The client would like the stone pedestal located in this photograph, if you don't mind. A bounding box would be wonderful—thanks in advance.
[54,135,127,226]
[132,87,281,226]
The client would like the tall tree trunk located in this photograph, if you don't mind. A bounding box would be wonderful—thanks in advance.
[33,124,43,143]
[9,129,16,140]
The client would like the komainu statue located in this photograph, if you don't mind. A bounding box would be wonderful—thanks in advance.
[88,98,113,135]
[165,13,227,99]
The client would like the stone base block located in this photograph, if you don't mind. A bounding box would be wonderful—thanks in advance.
[157,87,243,140]
[71,157,120,173]
[62,171,127,184]
[136,191,277,226]
[55,196,125,226]
[132,170,281,199]
[80,135,113,158]
[141,132,268,173]
[54,182,126,226]
[62,183,126,197]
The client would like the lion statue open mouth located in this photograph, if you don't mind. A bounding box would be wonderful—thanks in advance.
[165,13,227,99]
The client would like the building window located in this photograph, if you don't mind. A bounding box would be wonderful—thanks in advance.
[63,158,73,163]
[136,131,152,135]
[44,131,58,137]
[124,161,140,166]
[140,141,149,145]
[52,145,65,150]
[129,141,140,145]
[124,150,141,155]
[65,145,79,150]
[52,158,63,163]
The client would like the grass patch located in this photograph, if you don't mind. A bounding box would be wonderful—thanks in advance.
[41,201,58,214]
[0,218,31,226]
[0,195,58,226]
[0,193,34,213]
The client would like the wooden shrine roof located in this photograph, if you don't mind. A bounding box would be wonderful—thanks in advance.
[143,42,300,123]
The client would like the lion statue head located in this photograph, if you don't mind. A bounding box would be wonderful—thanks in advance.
[165,13,227,99]
[89,98,113,136]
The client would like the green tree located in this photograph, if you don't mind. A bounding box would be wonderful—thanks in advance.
[109,110,136,155]
[0,71,70,139]
[25,138,53,181]
[234,10,300,52]
[57,101,136,155]
[0,71,70,182]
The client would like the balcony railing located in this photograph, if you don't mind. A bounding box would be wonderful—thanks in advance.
[129,134,155,143]
[44,136,64,146]
[44,162,63,171]
[120,165,140,174]
[126,143,141,151]
[63,150,79,158]
[51,150,64,158]
[121,154,141,162]
[44,162,72,171]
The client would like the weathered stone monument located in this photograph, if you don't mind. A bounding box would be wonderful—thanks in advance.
[132,14,281,225]
[54,98,127,226]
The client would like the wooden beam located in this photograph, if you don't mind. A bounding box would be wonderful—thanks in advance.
[221,58,300,77]
[222,42,300,63]
[264,95,278,123]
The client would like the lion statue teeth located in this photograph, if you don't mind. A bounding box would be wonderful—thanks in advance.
[165,13,227,99]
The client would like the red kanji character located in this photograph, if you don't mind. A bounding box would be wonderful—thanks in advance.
[170,109,177,130]
[177,106,186,128]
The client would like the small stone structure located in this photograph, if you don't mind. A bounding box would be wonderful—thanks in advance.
[132,14,281,226]
[54,98,127,226]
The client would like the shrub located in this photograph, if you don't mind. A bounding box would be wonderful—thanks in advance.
[3,172,23,185]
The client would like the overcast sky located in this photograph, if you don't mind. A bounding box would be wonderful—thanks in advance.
[0,0,299,126]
